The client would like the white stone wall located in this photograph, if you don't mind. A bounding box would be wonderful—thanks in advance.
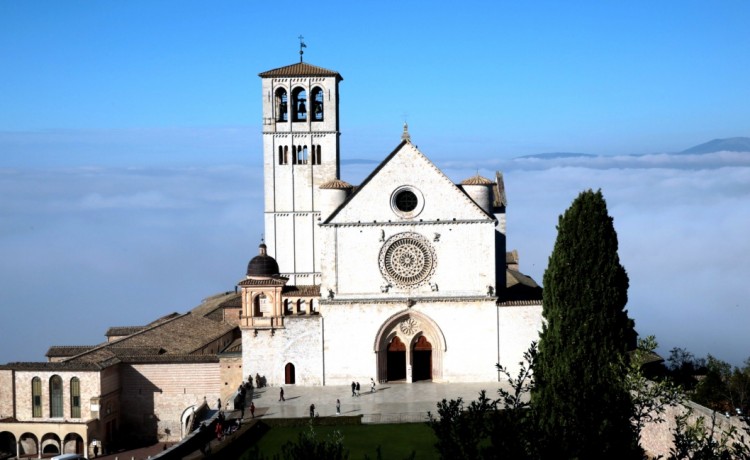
[242,316,324,386]
[497,304,544,371]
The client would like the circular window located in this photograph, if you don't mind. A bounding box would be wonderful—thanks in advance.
[390,186,424,218]
[379,232,436,287]
[394,190,418,212]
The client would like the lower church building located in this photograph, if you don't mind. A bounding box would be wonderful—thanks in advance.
[0,59,542,458]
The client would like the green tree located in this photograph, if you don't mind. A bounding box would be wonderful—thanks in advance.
[533,189,640,458]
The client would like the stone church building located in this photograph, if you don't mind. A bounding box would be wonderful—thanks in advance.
[0,60,542,458]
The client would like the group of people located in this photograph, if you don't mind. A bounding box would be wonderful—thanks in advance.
[351,378,377,396]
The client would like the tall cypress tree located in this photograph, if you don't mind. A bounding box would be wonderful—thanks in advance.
[534,189,639,459]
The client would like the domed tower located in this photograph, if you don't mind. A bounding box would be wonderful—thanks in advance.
[238,243,288,330]
[319,179,353,222]
[258,61,343,285]
[460,174,495,214]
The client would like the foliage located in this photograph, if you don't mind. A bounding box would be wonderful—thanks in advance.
[242,420,349,460]
[534,189,640,458]
[668,409,750,460]
[627,336,684,439]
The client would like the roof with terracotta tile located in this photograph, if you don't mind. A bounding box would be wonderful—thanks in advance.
[282,285,321,297]
[320,179,353,190]
[105,326,146,337]
[460,174,494,186]
[46,346,97,358]
[258,62,342,79]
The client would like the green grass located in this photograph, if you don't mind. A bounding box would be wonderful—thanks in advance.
[246,422,438,459]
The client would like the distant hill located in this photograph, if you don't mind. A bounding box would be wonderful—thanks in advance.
[680,137,750,154]
[516,152,596,160]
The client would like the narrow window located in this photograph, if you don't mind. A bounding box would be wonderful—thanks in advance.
[299,146,308,164]
[278,146,284,165]
[50,375,63,418]
[284,146,289,165]
[275,88,288,122]
[292,88,307,122]
[313,145,322,165]
[292,145,298,165]
[32,377,42,417]
[70,377,81,418]
[311,87,324,121]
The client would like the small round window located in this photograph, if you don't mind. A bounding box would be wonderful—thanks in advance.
[395,190,418,212]
[390,186,424,219]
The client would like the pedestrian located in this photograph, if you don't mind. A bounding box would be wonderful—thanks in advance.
[356,381,360,396]
[215,420,223,441]
[217,398,222,411]
[279,387,285,401]
[250,401,255,418]
[351,381,356,397]
[93,444,99,458]
[310,403,315,419]
[370,378,376,393]
[336,398,341,415]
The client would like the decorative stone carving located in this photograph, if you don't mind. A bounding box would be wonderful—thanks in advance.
[378,232,437,287]
[399,317,419,335]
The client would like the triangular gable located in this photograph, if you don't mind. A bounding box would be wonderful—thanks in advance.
[325,142,494,225]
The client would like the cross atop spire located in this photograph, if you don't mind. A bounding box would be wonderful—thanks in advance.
[298,35,307,62]
[401,122,411,143]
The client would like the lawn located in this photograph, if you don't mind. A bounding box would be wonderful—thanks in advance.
[242,422,438,459]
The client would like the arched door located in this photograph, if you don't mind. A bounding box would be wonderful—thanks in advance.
[386,336,407,381]
[285,363,296,384]
[412,336,432,381]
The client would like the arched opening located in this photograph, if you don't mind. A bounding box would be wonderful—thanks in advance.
[387,336,407,381]
[70,377,81,418]
[0,432,17,458]
[18,433,38,457]
[412,336,433,381]
[275,88,288,121]
[49,375,63,418]
[41,433,61,455]
[63,433,84,454]
[284,299,291,315]
[278,145,289,165]
[254,293,270,317]
[311,86,324,121]
[312,145,321,165]
[31,376,42,417]
[292,87,307,121]
[284,363,296,384]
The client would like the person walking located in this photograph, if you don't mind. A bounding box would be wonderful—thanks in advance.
[309,403,315,419]
[351,381,356,397]
[336,398,341,415]
[279,387,285,401]
[370,378,376,393]
[250,401,255,418]
[356,381,360,396]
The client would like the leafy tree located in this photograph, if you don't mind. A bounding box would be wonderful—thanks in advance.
[534,189,640,458]
[668,409,750,460]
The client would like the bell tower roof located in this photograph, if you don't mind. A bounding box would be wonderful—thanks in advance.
[259,62,343,80]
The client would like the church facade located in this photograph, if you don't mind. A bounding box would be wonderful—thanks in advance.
[239,61,543,386]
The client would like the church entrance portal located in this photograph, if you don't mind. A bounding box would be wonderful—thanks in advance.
[386,336,406,381]
[412,336,432,381]
[285,363,295,384]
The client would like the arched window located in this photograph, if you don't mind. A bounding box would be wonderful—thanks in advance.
[298,146,308,165]
[70,377,81,418]
[292,87,307,122]
[275,88,288,122]
[32,376,42,417]
[49,375,63,418]
[312,145,321,165]
[299,299,307,314]
[311,87,324,121]
[278,146,284,165]
[284,299,291,315]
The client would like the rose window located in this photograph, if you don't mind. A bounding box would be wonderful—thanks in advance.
[379,232,436,287]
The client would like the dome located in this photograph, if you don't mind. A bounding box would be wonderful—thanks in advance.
[320,179,353,190]
[460,174,494,186]
[246,243,280,278]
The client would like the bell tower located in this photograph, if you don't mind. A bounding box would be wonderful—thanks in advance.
[258,61,343,285]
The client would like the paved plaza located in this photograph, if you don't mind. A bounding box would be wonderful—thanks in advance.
[246,380,514,423]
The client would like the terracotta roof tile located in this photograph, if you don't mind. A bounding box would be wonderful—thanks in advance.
[46,346,97,357]
[282,285,321,297]
[461,174,494,185]
[105,326,146,337]
[320,179,353,190]
[258,62,342,79]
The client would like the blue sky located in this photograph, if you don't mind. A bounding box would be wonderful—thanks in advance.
[1,1,749,366]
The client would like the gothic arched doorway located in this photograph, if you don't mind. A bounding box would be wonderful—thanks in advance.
[412,336,432,381]
[386,336,407,381]
[285,363,296,384]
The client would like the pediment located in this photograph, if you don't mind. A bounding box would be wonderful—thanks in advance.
[325,142,493,225]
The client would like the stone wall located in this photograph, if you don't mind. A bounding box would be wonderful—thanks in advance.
[219,355,243,404]
[13,370,101,422]
[119,362,221,442]
[0,369,14,419]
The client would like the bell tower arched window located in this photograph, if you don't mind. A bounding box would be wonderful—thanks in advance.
[311,87,324,121]
[275,88,288,122]
[278,146,289,165]
[292,88,307,122]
